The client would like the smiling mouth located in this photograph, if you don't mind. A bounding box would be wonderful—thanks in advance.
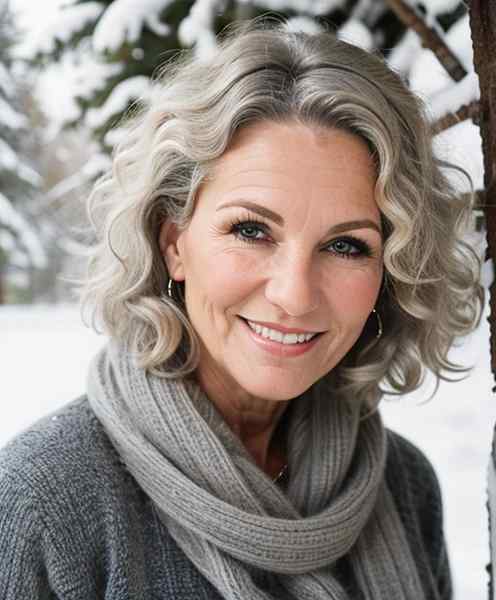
[238,316,325,342]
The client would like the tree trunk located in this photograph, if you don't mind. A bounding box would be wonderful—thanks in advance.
[468,3,496,598]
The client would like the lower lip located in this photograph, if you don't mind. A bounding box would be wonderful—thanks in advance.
[239,318,323,357]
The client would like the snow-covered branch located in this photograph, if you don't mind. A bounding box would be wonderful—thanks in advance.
[85,75,150,129]
[385,0,467,81]
[93,0,172,54]
[17,2,105,58]
[0,139,42,187]
[0,192,47,269]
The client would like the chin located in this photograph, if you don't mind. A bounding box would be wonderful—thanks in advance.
[237,372,315,402]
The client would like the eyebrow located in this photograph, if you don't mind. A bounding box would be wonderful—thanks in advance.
[217,200,382,237]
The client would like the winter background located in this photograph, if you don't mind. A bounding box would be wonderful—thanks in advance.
[1,0,495,598]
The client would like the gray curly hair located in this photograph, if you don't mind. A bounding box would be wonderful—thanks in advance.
[80,20,484,408]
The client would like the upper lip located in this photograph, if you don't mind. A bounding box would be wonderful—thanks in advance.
[241,317,323,335]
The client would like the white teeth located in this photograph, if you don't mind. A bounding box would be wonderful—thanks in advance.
[246,320,317,344]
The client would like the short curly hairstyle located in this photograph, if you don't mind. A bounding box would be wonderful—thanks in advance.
[80,20,484,408]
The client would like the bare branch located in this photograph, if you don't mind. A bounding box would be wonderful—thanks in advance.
[431,100,481,135]
[461,189,486,210]
[385,0,467,81]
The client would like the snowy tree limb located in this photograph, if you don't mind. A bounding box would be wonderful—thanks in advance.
[431,99,480,134]
[385,0,467,81]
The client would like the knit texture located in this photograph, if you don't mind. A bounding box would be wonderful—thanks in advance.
[87,342,425,600]
[0,396,451,600]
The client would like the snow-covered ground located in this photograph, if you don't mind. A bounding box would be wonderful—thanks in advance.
[1,302,494,598]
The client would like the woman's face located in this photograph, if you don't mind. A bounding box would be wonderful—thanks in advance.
[160,120,383,405]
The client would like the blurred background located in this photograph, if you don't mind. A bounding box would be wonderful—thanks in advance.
[1,0,493,597]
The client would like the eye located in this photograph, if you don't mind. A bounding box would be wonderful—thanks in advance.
[229,219,270,244]
[326,236,372,259]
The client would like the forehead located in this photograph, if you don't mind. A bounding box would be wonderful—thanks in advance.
[212,120,375,189]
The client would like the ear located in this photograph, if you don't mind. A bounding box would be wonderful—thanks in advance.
[158,220,186,282]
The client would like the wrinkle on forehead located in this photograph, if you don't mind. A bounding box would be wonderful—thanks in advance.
[205,120,379,239]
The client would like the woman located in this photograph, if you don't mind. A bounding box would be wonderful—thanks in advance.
[0,21,483,600]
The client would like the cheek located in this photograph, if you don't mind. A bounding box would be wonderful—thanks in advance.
[329,268,382,317]
[188,249,258,307]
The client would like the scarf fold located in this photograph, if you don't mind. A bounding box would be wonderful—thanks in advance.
[87,342,430,600]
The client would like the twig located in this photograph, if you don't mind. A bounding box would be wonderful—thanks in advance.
[461,189,486,210]
[385,0,467,81]
[431,99,481,134]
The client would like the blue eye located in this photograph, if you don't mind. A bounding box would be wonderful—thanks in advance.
[328,238,366,256]
[229,218,373,259]
[230,219,269,243]
[326,237,372,258]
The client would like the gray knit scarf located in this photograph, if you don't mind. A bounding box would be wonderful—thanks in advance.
[87,342,429,600]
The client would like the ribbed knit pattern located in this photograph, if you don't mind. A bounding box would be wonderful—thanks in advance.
[0,395,451,600]
[81,342,441,600]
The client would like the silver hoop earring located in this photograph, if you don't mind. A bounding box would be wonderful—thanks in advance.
[167,278,185,304]
[372,308,383,339]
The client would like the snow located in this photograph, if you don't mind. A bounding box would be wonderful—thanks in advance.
[433,120,484,192]
[0,95,28,129]
[0,63,13,96]
[0,138,42,187]
[337,18,374,51]
[9,0,74,33]
[421,0,466,16]
[178,0,225,59]
[237,0,346,14]
[93,0,172,54]
[45,152,111,203]
[16,2,104,57]
[387,30,422,75]
[0,192,47,268]
[409,15,473,101]
[284,17,324,35]
[0,298,492,599]
[85,75,150,129]
[382,291,494,600]
[489,462,496,600]
[428,71,480,122]
[35,54,123,139]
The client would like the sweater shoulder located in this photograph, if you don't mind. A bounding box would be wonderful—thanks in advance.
[384,428,443,529]
[385,429,439,485]
[384,428,451,597]
[0,396,131,515]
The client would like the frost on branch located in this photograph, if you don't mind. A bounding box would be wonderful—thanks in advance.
[93,0,172,54]
[0,192,47,270]
[0,95,27,130]
[237,0,346,14]
[85,75,150,130]
[0,139,42,187]
[18,2,105,58]
[338,18,373,51]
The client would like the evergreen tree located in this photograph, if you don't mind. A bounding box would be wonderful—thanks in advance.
[0,1,45,303]
[26,0,468,152]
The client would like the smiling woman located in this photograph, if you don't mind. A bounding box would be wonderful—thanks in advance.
[0,19,483,600]
[159,122,383,417]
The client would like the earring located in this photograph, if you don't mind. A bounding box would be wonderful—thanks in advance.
[167,278,185,304]
[372,308,383,339]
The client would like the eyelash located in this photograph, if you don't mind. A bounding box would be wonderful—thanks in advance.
[228,217,373,259]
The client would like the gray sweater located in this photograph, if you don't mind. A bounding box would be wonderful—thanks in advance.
[0,396,451,599]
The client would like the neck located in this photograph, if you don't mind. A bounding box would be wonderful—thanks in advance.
[193,368,290,477]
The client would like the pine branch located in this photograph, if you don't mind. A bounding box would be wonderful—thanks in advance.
[430,99,480,135]
[385,0,467,81]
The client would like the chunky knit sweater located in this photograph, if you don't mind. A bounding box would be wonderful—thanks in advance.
[0,396,451,600]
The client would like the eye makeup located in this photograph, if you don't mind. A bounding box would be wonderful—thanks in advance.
[226,214,376,260]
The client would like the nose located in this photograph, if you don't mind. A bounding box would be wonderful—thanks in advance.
[264,250,320,317]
